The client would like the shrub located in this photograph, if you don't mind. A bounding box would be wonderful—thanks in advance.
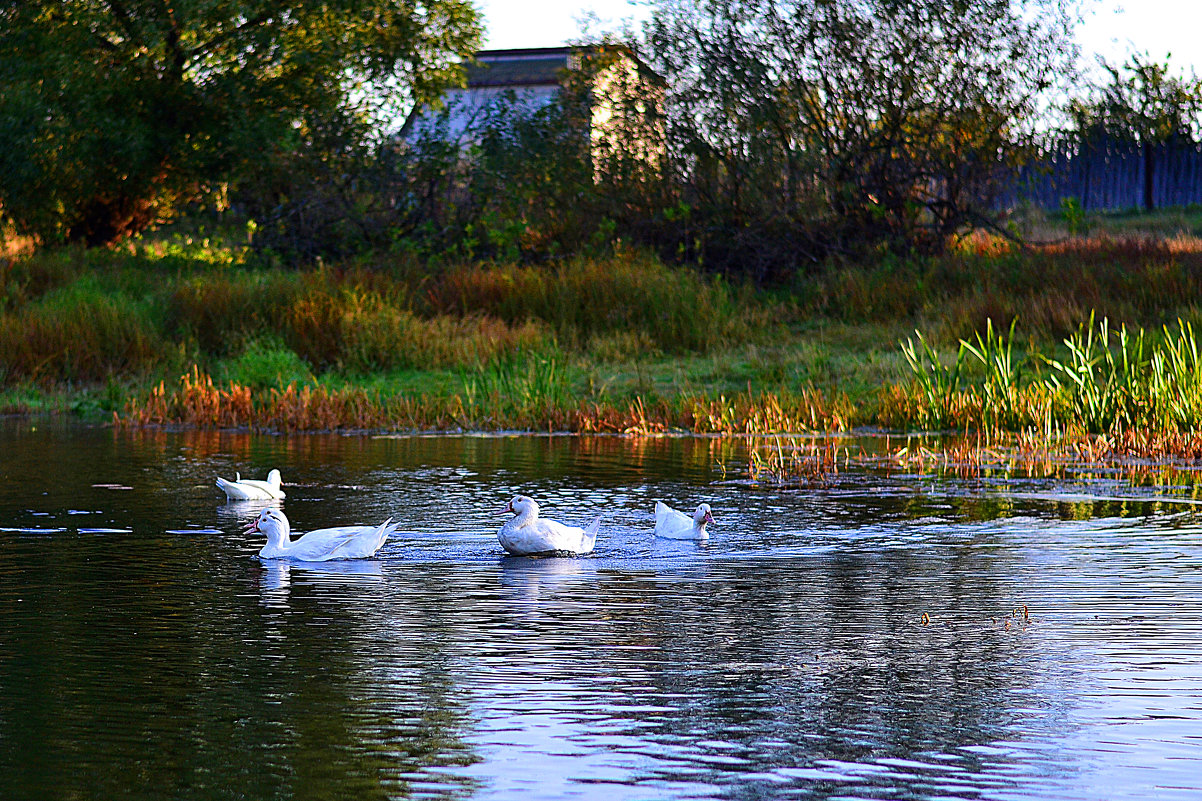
[0,284,165,381]
[216,339,314,389]
[166,270,301,356]
[426,251,769,352]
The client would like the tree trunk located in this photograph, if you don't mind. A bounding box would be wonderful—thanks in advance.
[1143,141,1155,211]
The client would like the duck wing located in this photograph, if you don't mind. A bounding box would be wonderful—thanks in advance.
[290,520,394,561]
[579,516,601,554]
[216,476,268,501]
[324,519,395,560]
[236,479,286,499]
[654,501,693,538]
[536,517,599,555]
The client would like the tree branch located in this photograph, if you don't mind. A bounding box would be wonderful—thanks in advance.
[190,12,273,62]
[104,0,139,44]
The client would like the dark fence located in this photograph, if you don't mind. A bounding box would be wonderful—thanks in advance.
[1005,138,1202,211]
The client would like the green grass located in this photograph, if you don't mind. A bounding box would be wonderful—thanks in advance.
[887,313,1202,437]
[8,211,1202,440]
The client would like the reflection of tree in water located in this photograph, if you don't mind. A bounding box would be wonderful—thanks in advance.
[0,533,483,800]
[154,426,738,488]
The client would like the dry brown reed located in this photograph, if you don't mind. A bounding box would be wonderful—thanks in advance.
[117,368,852,435]
[811,232,1202,342]
[748,436,846,487]
[424,252,770,352]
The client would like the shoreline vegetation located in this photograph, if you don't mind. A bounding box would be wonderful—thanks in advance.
[7,207,1202,480]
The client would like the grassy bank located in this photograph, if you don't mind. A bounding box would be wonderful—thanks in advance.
[6,211,1202,457]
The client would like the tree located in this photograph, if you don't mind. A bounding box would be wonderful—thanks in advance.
[641,0,1081,267]
[1069,54,1202,211]
[0,1,480,246]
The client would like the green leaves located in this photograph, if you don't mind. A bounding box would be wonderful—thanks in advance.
[1075,54,1202,146]
[900,329,968,430]
[0,0,481,245]
[900,314,1202,436]
[644,0,1079,260]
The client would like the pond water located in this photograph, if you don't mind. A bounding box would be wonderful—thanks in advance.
[2,419,1202,800]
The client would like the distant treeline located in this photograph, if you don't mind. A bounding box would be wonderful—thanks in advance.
[1010,136,1202,211]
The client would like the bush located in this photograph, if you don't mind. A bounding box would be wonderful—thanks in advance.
[0,284,165,381]
[426,251,769,352]
[166,271,301,356]
[216,339,313,389]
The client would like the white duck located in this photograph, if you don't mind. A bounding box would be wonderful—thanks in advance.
[654,501,715,540]
[246,507,396,561]
[216,469,286,501]
[498,495,600,556]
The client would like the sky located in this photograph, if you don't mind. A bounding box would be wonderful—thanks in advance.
[474,0,1202,76]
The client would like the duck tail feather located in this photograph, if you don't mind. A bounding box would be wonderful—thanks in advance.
[583,515,602,551]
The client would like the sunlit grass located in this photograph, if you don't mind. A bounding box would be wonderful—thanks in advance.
[889,314,1202,437]
[13,216,1202,459]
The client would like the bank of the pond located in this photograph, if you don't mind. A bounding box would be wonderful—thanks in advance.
[8,223,1202,459]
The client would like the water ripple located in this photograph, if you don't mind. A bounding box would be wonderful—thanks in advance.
[1,424,1202,799]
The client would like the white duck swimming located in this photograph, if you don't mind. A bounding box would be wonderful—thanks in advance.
[246,507,396,561]
[654,501,715,540]
[216,469,286,501]
[498,495,600,555]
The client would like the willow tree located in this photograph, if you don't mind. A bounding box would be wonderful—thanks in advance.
[0,1,480,246]
[642,0,1081,267]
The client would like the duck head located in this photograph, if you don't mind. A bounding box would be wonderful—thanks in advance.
[245,507,291,547]
[266,469,282,488]
[694,503,716,528]
[503,495,539,519]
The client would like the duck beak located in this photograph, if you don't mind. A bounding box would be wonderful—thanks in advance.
[704,510,716,525]
[499,502,514,515]
[243,518,260,533]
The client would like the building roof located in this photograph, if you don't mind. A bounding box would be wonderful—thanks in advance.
[466,48,573,88]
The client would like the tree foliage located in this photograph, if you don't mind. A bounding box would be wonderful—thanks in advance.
[1068,54,1202,210]
[0,0,480,245]
[641,0,1081,268]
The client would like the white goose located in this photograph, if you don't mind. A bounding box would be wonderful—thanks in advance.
[246,507,396,561]
[498,496,600,555]
[654,501,715,540]
[216,469,286,501]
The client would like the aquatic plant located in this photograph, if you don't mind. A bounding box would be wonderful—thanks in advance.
[961,317,1022,431]
[1147,319,1202,429]
[891,313,1202,440]
[1043,313,1149,433]
[900,329,969,430]
[747,436,845,487]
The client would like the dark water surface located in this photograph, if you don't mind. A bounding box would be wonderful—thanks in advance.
[2,419,1201,800]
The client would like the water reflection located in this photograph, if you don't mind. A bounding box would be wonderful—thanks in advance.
[258,558,385,605]
[217,497,282,525]
[497,555,596,606]
[0,420,1201,800]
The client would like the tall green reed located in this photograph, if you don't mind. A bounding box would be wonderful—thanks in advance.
[1147,319,1202,429]
[897,314,1202,436]
[900,330,969,429]
[460,349,570,425]
[1043,313,1148,434]
[961,317,1022,432]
